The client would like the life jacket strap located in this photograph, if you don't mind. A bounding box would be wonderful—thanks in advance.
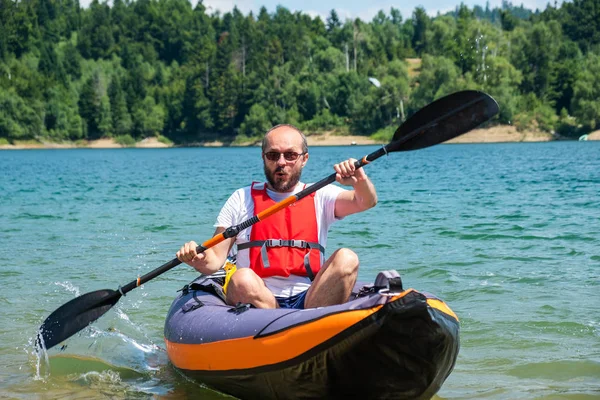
[238,239,324,253]
[237,239,324,281]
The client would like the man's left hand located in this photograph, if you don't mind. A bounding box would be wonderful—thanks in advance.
[334,158,368,187]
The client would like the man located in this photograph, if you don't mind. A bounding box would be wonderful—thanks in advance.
[176,124,377,309]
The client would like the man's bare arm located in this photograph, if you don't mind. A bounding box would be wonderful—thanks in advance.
[176,226,234,275]
[333,158,378,218]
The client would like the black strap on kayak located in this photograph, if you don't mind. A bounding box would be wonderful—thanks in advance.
[353,285,376,299]
[228,302,253,315]
[178,284,191,296]
[179,278,227,303]
[191,282,226,303]
[181,292,204,313]
[237,239,324,281]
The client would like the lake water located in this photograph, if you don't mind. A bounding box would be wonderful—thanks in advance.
[0,142,599,399]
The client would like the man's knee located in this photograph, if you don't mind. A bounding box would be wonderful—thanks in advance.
[228,268,261,294]
[226,268,277,308]
[331,248,359,276]
[226,268,265,303]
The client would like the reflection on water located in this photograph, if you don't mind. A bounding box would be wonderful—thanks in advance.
[25,328,230,399]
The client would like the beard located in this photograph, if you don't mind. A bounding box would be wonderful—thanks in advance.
[264,164,302,192]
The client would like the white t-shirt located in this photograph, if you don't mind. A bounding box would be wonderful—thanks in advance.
[215,182,345,297]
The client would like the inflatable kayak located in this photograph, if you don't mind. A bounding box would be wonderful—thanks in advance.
[164,269,460,399]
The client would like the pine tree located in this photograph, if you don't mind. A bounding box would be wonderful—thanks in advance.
[108,76,132,135]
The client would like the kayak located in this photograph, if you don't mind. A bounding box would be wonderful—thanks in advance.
[164,268,460,399]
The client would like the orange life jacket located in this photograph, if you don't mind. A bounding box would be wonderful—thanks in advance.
[237,182,324,280]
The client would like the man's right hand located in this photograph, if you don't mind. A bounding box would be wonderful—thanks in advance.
[176,241,207,266]
[176,227,234,275]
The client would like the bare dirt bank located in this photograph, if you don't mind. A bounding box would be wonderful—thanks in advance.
[87,137,170,148]
[446,125,555,143]
[587,130,600,140]
[306,134,383,146]
[1,126,597,150]
[0,137,170,149]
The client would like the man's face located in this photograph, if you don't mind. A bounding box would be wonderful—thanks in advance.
[262,128,308,192]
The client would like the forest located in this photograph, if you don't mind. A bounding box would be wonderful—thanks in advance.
[1,0,599,145]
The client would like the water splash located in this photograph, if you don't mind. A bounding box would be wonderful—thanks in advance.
[115,307,132,322]
[54,281,80,297]
[28,295,164,385]
[76,369,122,386]
[30,332,50,381]
[475,32,489,84]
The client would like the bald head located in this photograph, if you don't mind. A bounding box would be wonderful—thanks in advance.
[262,124,308,153]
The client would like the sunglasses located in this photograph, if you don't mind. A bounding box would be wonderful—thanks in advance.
[263,151,306,162]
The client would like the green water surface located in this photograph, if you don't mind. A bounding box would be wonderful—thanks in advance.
[0,142,598,399]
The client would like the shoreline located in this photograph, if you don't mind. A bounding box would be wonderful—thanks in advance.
[1,127,599,150]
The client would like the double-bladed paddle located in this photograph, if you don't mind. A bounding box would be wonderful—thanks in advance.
[37,90,499,350]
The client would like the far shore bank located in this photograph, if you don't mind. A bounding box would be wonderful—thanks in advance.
[1,126,599,150]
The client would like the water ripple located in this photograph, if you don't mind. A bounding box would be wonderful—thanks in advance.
[1,143,599,399]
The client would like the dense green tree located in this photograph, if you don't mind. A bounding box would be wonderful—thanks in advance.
[77,0,114,59]
[425,16,457,56]
[239,103,271,137]
[157,62,185,135]
[453,5,478,75]
[513,92,558,132]
[132,96,165,137]
[548,40,582,114]
[182,71,213,136]
[412,7,429,55]
[326,10,342,32]
[480,55,523,123]
[513,21,561,99]
[39,43,67,84]
[572,52,600,129]
[314,47,345,73]
[108,75,132,135]
[78,71,110,139]
[38,43,59,76]
[44,86,84,140]
[11,1,40,58]
[0,0,15,60]
[1,0,599,144]
[36,0,59,41]
[62,42,82,79]
[411,55,466,110]
[210,31,241,135]
[124,59,151,110]
[350,60,409,132]
[295,76,321,121]
[98,95,113,137]
[0,90,44,141]
[559,0,600,51]
[500,9,519,31]
[325,71,368,118]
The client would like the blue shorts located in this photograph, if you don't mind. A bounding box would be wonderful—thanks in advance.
[276,290,308,309]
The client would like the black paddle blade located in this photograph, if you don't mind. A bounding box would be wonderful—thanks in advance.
[37,289,121,350]
[388,90,499,152]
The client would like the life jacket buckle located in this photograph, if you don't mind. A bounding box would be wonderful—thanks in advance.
[290,239,307,248]
[267,239,284,247]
